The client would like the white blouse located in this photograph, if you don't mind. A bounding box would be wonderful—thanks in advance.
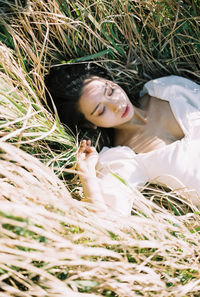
[96,76,200,215]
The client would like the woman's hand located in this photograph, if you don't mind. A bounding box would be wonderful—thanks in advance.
[77,139,99,176]
[76,140,106,210]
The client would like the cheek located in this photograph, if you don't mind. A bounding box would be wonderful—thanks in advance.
[83,110,122,128]
[97,115,121,128]
[85,116,109,128]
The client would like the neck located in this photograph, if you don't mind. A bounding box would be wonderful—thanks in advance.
[134,106,147,124]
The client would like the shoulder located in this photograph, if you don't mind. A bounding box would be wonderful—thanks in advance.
[144,75,200,90]
[141,75,200,103]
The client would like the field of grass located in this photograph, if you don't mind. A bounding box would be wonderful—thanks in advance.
[0,0,200,296]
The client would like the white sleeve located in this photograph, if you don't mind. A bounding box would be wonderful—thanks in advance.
[96,146,148,216]
[141,75,200,138]
[138,138,200,206]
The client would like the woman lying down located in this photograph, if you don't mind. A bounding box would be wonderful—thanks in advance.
[46,64,200,215]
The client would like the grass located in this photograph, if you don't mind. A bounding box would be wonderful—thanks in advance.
[0,0,200,296]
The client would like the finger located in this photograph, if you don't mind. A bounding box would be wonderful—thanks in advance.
[86,145,95,154]
[85,147,97,156]
[86,139,91,146]
[83,139,91,153]
[85,140,91,151]
[80,139,86,147]
[79,140,87,153]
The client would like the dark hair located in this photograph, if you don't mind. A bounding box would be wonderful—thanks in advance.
[45,63,114,149]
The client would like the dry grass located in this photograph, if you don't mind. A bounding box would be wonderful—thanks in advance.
[0,0,200,296]
[1,142,200,297]
[0,41,75,180]
[0,142,200,296]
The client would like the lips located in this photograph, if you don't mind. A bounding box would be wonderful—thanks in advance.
[121,104,129,117]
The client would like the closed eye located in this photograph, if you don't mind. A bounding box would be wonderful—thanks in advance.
[107,85,114,96]
[98,106,106,116]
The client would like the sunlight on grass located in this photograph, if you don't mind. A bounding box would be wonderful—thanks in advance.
[0,0,200,296]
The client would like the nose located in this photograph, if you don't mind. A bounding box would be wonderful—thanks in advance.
[105,101,120,112]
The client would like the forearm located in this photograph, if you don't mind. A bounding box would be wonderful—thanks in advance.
[76,139,107,211]
[79,170,107,210]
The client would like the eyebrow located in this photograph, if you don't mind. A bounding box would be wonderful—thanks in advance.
[90,84,107,115]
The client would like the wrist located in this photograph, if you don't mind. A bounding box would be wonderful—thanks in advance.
[78,168,96,178]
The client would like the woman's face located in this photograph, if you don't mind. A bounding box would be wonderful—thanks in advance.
[78,77,134,128]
